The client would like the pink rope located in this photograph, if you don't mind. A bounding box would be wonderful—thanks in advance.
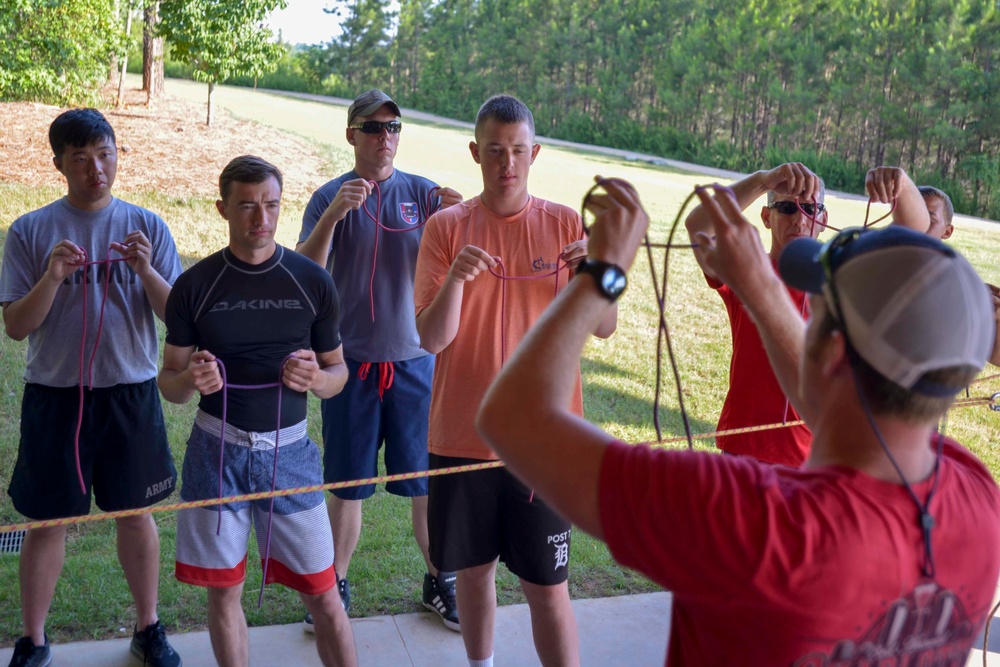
[361,181,442,322]
[486,256,568,366]
[73,246,130,495]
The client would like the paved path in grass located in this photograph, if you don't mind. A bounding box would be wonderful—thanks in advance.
[2,588,998,666]
[223,86,1000,230]
[248,88,753,182]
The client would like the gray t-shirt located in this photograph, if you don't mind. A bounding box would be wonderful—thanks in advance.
[0,197,181,387]
[299,168,439,362]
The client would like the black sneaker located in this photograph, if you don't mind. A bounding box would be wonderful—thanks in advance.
[8,635,51,667]
[337,577,351,613]
[129,620,181,667]
[422,571,459,632]
[303,577,350,633]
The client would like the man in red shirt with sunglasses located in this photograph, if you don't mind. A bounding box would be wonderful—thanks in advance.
[685,163,827,466]
[686,163,930,466]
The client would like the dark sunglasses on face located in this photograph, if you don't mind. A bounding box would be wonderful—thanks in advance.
[770,201,826,216]
[350,120,402,134]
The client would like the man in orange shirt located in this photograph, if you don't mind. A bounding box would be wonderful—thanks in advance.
[413,94,616,667]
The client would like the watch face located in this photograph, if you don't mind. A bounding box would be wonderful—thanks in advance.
[602,268,627,296]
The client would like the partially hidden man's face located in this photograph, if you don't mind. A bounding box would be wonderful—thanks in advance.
[469,119,540,203]
[347,105,400,171]
[216,176,282,255]
[54,138,118,209]
[923,195,953,240]
[762,199,826,254]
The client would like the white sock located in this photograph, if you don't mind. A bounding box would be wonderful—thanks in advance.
[469,655,494,667]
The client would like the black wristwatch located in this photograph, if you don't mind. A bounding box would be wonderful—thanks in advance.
[576,258,627,302]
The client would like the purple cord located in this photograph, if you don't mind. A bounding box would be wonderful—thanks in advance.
[211,353,294,608]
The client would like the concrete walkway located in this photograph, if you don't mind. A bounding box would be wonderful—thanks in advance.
[3,589,997,666]
[0,593,671,667]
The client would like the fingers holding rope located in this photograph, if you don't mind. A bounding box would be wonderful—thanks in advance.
[582,176,650,272]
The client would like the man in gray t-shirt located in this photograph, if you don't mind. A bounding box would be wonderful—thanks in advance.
[0,108,181,667]
[296,89,463,631]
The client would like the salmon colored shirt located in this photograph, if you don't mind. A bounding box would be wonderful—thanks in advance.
[414,195,585,460]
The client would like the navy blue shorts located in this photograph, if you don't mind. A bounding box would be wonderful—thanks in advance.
[9,380,177,520]
[322,355,433,500]
[428,454,572,586]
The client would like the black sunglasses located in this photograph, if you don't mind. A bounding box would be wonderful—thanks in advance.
[770,201,825,216]
[350,120,402,134]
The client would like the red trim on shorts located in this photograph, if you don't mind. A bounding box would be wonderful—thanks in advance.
[261,558,337,595]
[175,555,248,588]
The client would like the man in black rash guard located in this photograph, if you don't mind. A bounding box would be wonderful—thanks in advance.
[158,155,357,667]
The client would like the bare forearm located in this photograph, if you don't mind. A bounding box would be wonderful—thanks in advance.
[295,218,338,267]
[593,301,618,338]
[890,180,931,233]
[157,367,197,404]
[416,280,465,354]
[2,276,63,340]
[137,270,171,322]
[311,363,348,399]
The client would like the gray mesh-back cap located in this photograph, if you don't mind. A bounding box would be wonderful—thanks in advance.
[779,226,994,394]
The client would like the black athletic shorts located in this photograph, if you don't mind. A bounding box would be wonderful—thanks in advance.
[8,380,177,520]
[427,453,571,586]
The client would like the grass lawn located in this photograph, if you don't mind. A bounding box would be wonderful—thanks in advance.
[0,81,998,645]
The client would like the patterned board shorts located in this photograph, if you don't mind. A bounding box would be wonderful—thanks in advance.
[175,412,336,594]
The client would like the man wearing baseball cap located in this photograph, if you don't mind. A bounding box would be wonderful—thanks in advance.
[476,177,1000,665]
[297,89,463,630]
[873,166,1000,368]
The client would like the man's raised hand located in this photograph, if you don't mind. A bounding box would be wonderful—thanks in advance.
[762,163,823,203]
[321,178,374,225]
[582,176,649,271]
[46,240,86,283]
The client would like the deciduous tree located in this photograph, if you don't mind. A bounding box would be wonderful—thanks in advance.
[158,0,287,125]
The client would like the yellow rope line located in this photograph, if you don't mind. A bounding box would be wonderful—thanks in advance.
[0,392,994,535]
[651,419,805,446]
[0,460,505,534]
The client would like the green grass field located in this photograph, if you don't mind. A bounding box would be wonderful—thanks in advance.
[0,80,997,645]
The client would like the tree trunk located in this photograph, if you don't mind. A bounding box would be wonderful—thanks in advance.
[207,81,215,126]
[116,6,133,108]
[142,1,164,104]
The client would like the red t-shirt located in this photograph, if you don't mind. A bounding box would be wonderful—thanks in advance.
[710,270,812,466]
[599,438,1000,666]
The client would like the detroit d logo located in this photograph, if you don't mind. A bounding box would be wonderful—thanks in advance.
[399,202,419,225]
[553,543,569,570]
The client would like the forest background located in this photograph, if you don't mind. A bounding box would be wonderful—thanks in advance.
[2,0,998,219]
